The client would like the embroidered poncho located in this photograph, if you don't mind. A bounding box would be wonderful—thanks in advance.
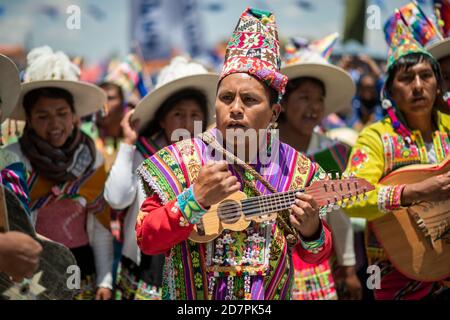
[136,131,333,300]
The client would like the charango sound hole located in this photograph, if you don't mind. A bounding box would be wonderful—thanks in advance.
[218,200,241,224]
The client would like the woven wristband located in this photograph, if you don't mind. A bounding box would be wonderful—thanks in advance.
[300,226,325,254]
[177,186,208,224]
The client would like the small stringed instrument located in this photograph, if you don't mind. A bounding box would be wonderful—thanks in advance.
[370,156,450,281]
[189,176,374,243]
[0,185,78,300]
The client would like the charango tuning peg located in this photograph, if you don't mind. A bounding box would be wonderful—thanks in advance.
[361,187,369,201]
[347,197,354,206]
[319,172,327,180]
[326,204,333,213]
[327,172,333,180]
[341,172,349,179]
[332,196,340,210]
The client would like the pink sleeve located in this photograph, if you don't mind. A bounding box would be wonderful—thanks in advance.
[136,194,194,255]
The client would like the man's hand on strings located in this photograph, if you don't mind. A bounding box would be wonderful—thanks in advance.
[193,161,241,208]
[289,192,321,239]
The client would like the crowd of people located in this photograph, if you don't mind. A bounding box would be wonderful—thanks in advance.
[0,3,449,300]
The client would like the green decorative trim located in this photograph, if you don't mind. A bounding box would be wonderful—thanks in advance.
[177,186,207,224]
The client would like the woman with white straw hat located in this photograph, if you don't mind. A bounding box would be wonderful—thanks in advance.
[5,46,113,300]
[279,34,361,300]
[104,55,217,300]
[0,53,43,285]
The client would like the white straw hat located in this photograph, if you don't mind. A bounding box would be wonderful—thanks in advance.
[10,46,106,120]
[132,56,218,131]
[281,34,355,115]
[0,54,20,122]
[427,38,450,61]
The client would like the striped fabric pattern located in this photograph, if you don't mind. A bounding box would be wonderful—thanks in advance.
[137,129,322,300]
[1,162,31,212]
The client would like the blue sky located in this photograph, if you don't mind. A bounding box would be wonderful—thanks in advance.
[0,0,438,63]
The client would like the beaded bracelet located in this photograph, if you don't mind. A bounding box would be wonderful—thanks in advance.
[383,184,406,211]
[299,226,325,254]
[177,186,208,225]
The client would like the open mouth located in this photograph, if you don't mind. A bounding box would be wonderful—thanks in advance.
[412,96,426,103]
[302,112,319,122]
[48,131,63,139]
[226,122,247,130]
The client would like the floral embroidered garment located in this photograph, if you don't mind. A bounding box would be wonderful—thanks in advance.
[135,129,333,300]
[292,133,353,300]
[343,111,450,299]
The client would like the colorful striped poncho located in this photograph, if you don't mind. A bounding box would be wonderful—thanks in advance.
[135,129,332,300]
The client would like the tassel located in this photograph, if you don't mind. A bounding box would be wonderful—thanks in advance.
[14,120,20,137]
[382,98,412,140]
[444,92,450,108]
[8,119,12,137]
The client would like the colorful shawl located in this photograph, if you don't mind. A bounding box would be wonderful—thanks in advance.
[0,148,30,213]
[136,136,161,159]
[27,161,110,230]
[309,141,351,174]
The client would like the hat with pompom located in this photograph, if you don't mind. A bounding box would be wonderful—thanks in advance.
[11,46,106,120]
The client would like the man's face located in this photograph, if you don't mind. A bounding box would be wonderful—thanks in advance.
[440,55,450,91]
[358,75,377,101]
[215,73,280,154]
[391,61,437,118]
[105,87,122,112]
[437,56,450,113]
[97,87,123,125]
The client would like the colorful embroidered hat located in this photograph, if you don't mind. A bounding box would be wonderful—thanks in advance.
[132,56,218,131]
[104,54,147,100]
[10,46,106,121]
[384,2,449,61]
[0,54,20,123]
[220,7,288,100]
[281,33,355,115]
[386,18,434,71]
[423,0,450,61]
[384,3,442,47]
[436,0,450,37]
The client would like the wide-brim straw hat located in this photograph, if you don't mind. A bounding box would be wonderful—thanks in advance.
[9,46,106,120]
[281,62,355,116]
[132,56,218,132]
[0,54,21,122]
[281,34,355,115]
[427,38,450,61]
